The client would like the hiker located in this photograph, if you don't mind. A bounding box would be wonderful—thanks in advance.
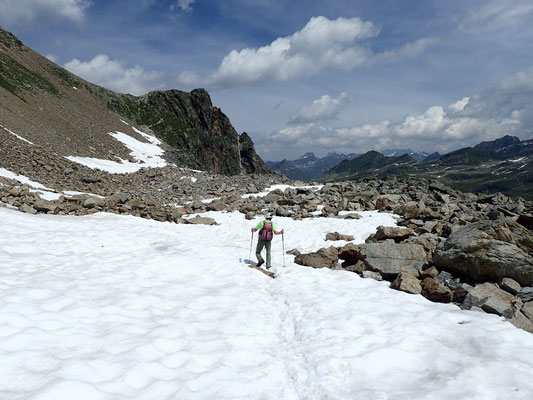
[251,216,284,269]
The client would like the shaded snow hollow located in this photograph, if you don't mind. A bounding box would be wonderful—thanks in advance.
[1,206,533,399]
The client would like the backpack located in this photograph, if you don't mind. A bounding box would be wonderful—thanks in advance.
[259,221,273,241]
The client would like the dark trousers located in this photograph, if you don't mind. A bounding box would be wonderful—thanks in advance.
[256,239,272,268]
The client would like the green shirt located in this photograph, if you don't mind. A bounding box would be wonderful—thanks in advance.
[256,220,277,231]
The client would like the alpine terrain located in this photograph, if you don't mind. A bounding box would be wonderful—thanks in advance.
[2,20,533,400]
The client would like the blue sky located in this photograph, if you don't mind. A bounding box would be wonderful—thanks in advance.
[1,0,533,161]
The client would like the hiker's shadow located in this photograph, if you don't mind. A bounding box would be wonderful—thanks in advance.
[241,258,256,265]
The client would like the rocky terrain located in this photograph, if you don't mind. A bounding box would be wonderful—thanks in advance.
[321,135,533,200]
[3,151,533,334]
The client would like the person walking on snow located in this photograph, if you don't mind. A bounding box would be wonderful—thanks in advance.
[251,216,284,269]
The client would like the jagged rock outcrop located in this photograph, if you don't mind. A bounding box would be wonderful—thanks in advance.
[239,132,270,174]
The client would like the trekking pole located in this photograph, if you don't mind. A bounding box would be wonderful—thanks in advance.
[249,231,254,260]
[282,232,286,267]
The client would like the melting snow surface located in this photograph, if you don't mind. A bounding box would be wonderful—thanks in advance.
[0,167,101,201]
[0,167,53,191]
[0,124,34,145]
[66,130,167,173]
[1,206,533,399]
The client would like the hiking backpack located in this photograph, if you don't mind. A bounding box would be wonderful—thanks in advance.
[259,221,274,241]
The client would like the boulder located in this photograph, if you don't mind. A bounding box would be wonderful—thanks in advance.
[522,302,533,322]
[461,283,514,318]
[420,266,439,279]
[520,287,533,303]
[325,232,354,241]
[420,277,453,303]
[338,243,360,264]
[185,215,219,226]
[20,203,37,214]
[374,226,412,242]
[509,311,533,333]
[433,219,533,286]
[482,296,515,319]
[294,247,339,269]
[358,242,426,279]
[362,271,383,281]
[342,213,362,219]
[83,197,100,209]
[390,271,422,294]
[500,278,521,295]
[33,199,58,213]
[321,205,339,217]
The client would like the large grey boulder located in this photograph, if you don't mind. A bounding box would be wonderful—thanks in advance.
[433,219,533,286]
[461,283,515,318]
[358,242,426,279]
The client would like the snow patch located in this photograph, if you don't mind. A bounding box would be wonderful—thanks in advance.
[66,130,166,173]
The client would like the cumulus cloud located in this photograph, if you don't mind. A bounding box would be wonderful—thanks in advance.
[178,16,435,87]
[289,92,353,124]
[64,54,165,96]
[260,66,533,158]
[0,0,91,26]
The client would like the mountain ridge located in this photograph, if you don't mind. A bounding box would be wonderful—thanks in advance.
[0,26,269,176]
[320,135,533,199]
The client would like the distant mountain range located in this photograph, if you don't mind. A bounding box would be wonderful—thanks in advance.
[266,152,360,180]
[321,135,533,200]
[267,149,431,180]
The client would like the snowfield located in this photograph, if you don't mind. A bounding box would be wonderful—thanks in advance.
[1,206,533,399]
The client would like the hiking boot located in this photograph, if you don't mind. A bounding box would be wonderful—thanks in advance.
[257,260,264,267]
[266,265,271,270]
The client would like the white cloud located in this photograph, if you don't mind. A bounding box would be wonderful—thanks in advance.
[177,0,195,11]
[64,54,165,96]
[0,0,91,26]
[178,16,435,87]
[289,92,353,124]
[259,67,533,158]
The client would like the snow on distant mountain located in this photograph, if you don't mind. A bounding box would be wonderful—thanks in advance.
[381,148,431,162]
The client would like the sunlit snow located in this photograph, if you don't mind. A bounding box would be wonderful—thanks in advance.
[1,205,533,399]
[66,130,166,173]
